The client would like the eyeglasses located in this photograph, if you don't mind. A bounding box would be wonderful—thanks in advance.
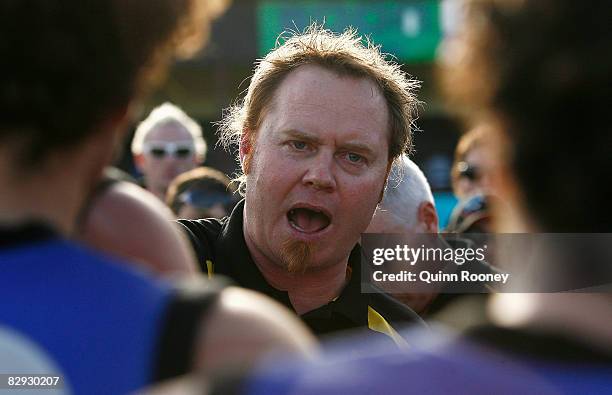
[456,161,481,181]
[143,141,195,159]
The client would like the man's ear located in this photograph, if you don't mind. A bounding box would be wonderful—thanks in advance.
[417,201,439,233]
[239,129,253,174]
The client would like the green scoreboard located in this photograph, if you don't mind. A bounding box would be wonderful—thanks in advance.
[257,0,442,63]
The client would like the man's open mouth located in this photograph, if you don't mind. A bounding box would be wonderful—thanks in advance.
[287,207,331,233]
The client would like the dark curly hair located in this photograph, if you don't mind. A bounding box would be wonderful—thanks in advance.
[0,0,209,168]
[441,0,611,232]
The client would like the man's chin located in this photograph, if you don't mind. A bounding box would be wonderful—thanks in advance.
[280,238,313,274]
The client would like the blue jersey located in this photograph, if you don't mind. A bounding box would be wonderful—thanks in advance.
[0,235,173,394]
[233,327,612,395]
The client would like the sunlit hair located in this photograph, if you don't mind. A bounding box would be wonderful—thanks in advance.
[131,102,207,159]
[218,23,421,195]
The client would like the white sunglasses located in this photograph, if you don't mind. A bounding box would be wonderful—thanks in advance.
[143,141,195,159]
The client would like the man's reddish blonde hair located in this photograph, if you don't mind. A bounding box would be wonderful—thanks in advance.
[218,24,421,194]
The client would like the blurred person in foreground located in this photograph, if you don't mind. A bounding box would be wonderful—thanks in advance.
[76,167,200,276]
[178,24,424,343]
[131,102,206,201]
[206,1,612,394]
[167,166,237,220]
[0,1,316,394]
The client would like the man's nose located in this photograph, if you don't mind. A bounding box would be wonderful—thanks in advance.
[302,154,336,192]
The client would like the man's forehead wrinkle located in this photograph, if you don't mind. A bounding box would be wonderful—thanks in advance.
[271,103,388,149]
[275,104,382,137]
[279,65,384,98]
[280,99,381,123]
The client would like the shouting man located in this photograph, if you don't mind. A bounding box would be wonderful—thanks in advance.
[179,25,423,342]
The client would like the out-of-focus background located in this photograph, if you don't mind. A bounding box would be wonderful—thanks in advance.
[116,0,466,227]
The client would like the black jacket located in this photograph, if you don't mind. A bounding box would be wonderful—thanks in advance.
[178,200,424,343]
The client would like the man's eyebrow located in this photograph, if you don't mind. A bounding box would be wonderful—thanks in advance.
[281,129,378,157]
[339,141,376,157]
[281,129,323,145]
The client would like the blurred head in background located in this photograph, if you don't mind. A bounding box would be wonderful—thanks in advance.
[365,155,439,314]
[167,166,237,219]
[451,125,495,201]
[366,155,438,234]
[445,193,496,234]
[132,102,206,201]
